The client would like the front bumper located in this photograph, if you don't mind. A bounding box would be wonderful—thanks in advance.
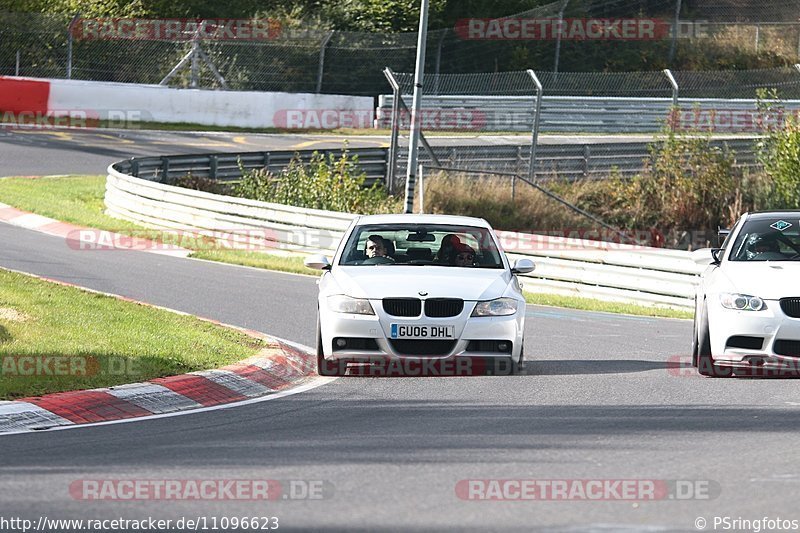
[708,299,800,372]
[319,300,524,362]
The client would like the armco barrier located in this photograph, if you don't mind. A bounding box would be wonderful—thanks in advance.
[377,95,800,133]
[0,76,374,129]
[116,148,389,185]
[106,157,703,309]
[397,137,759,180]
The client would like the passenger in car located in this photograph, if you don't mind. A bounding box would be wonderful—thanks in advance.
[452,243,476,267]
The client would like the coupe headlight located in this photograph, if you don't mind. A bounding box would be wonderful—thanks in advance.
[719,293,766,311]
[327,295,375,315]
[471,298,519,317]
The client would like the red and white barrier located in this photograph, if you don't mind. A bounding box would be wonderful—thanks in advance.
[0,76,374,129]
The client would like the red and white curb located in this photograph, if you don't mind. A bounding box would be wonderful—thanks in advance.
[0,200,190,258]
[0,269,320,435]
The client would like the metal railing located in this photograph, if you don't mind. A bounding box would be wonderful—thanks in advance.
[378,95,800,133]
[114,137,761,195]
[394,137,760,185]
[116,148,389,185]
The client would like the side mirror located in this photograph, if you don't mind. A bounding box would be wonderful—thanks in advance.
[511,258,535,274]
[304,253,332,271]
[691,248,722,266]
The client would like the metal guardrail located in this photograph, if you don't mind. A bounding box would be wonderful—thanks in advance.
[377,95,799,133]
[106,157,703,309]
[116,148,389,185]
[115,134,761,191]
[397,137,761,181]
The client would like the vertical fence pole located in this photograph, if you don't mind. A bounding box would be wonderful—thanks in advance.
[15,50,20,76]
[663,68,679,124]
[526,69,543,183]
[755,24,760,53]
[553,0,569,80]
[669,0,682,63]
[418,164,425,213]
[433,29,446,94]
[190,38,200,88]
[383,68,403,194]
[405,0,430,214]
[66,13,80,79]
[316,30,334,94]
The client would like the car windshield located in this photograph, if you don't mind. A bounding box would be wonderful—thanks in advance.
[729,217,800,261]
[339,224,504,268]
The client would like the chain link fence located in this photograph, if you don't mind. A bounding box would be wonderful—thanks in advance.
[4,1,800,95]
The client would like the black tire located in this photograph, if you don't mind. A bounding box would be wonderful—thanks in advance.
[691,302,699,367]
[696,302,731,377]
[316,315,346,377]
[513,342,525,374]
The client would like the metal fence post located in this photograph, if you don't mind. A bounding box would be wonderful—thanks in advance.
[526,69,543,183]
[755,24,760,53]
[190,38,200,88]
[418,164,425,213]
[669,0,682,63]
[663,68,679,109]
[553,0,569,80]
[66,13,81,79]
[15,50,20,76]
[433,29,447,94]
[316,30,334,94]
[583,145,591,177]
[383,68,402,194]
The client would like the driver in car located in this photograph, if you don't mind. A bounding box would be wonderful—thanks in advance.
[365,235,395,263]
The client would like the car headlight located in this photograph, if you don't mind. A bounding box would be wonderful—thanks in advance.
[719,293,767,311]
[471,298,519,317]
[327,295,375,315]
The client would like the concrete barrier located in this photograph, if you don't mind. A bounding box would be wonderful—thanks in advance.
[0,76,374,129]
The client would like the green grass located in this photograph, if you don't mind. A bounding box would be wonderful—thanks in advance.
[0,175,320,275]
[0,268,264,399]
[524,292,692,319]
[0,175,690,319]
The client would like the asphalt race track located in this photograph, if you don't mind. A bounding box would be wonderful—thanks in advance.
[1,130,799,532]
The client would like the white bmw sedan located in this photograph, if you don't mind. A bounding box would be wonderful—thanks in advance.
[692,210,800,376]
[304,214,535,376]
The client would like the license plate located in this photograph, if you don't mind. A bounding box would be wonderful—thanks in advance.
[390,324,455,339]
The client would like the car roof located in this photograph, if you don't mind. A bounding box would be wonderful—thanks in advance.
[353,213,493,229]
[744,210,800,221]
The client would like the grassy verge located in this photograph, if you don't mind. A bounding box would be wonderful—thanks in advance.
[0,175,320,275]
[0,175,689,318]
[524,292,692,319]
[0,268,265,399]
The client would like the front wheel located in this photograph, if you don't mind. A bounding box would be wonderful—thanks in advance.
[316,316,346,377]
[696,302,731,377]
[513,341,525,374]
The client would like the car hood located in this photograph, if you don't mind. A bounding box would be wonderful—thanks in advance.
[721,262,800,299]
[331,266,513,301]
